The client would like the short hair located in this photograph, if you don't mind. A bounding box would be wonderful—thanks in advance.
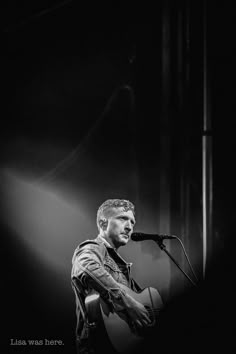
[96,199,135,230]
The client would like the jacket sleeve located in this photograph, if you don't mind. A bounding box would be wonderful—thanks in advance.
[72,242,129,311]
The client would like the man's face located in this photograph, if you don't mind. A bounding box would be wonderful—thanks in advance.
[104,207,136,249]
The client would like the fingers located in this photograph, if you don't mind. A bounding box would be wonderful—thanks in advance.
[135,313,151,328]
[133,318,152,333]
[136,307,151,325]
[134,319,143,328]
[142,309,152,325]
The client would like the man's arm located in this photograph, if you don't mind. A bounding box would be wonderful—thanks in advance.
[72,243,151,328]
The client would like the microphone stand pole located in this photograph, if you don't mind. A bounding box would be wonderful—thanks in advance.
[156,240,197,287]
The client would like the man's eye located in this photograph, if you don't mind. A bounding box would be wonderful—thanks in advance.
[119,216,135,225]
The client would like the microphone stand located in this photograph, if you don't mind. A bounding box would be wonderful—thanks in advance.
[156,239,197,287]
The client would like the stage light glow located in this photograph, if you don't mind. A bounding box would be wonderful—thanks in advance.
[0,168,94,274]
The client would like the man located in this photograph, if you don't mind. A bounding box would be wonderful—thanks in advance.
[71,199,152,354]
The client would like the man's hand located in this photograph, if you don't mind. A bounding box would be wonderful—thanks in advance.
[116,292,152,330]
[126,295,152,329]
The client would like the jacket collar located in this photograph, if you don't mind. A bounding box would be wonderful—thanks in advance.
[96,234,114,249]
[95,235,132,267]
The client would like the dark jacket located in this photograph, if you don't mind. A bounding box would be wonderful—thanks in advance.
[71,235,141,353]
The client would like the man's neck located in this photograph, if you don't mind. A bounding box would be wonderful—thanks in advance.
[98,233,117,250]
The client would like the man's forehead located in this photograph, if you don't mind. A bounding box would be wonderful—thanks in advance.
[107,207,135,219]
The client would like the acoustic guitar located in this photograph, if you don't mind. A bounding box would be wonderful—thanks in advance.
[85,284,163,354]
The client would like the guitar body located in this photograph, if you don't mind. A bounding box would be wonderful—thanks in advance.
[85,284,163,354]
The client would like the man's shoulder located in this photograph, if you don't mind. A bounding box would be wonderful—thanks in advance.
[79,238,100,248]
[72,237,106,264]
[77,236,106,251]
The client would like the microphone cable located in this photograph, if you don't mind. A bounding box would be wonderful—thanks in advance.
[173,235,199,283]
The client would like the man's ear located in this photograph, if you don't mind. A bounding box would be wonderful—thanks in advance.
[99,218,108,230]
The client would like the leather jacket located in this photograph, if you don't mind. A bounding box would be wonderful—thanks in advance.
[71,235,141,349]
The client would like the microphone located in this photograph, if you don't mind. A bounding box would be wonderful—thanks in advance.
[131,232,177,242]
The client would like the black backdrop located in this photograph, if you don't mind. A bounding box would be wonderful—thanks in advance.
[2,1,235,354]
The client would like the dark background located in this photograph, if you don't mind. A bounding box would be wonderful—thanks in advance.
[2,1,235,354]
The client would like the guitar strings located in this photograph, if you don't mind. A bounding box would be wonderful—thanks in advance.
[146,309,162,314]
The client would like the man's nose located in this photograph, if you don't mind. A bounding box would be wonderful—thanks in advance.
[125,221,133,231]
